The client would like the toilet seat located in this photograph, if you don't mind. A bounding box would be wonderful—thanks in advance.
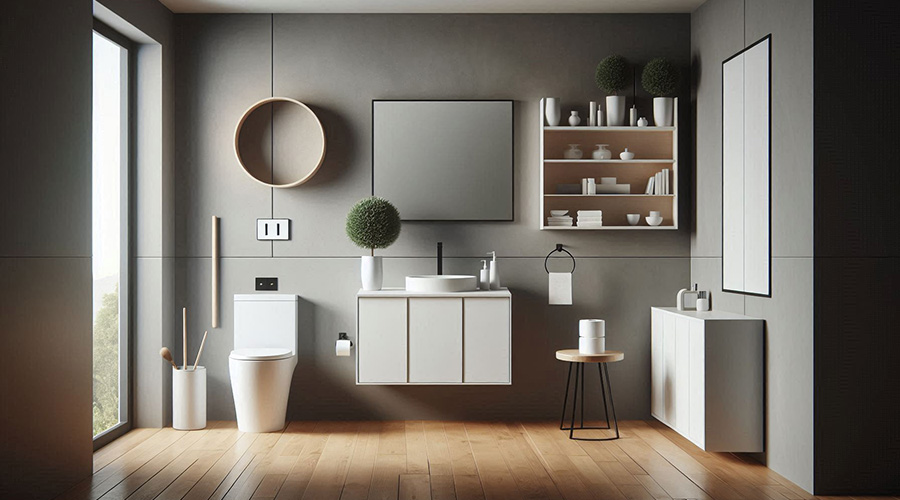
[229,347,293,361]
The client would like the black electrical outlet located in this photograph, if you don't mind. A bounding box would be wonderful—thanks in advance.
[256,277,278,291]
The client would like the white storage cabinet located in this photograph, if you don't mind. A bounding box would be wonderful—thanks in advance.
[651,307,764,452]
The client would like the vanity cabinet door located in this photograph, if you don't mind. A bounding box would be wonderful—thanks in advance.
[409,298,463,383]
[651,309,664,420]
[358,298,408,383]
[675,316,691,435]
[688,319,706,448]
[464,298,511,383]
[663,311,677,426]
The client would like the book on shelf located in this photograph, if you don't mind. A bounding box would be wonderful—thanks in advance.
[645,177,655,195]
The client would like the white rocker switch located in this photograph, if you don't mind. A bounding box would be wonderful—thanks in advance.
[257,219,290,240]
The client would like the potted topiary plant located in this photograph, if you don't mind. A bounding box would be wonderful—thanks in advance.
[346,196,401,291]
[595,55,629,126]
[641,57,679,127]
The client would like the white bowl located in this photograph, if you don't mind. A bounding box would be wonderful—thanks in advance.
[626,214,641,225]
[649,211,661,217]
[646,216,663,226]
[550,210,569,217]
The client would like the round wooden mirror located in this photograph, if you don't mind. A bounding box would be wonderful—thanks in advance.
[234,97,326,188]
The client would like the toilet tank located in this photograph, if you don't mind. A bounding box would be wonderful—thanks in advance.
[234,294,298,355]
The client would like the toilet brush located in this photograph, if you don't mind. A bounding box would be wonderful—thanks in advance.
[193,331,208,371]
[159,347,178,370]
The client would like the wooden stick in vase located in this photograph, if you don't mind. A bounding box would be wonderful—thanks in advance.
[182,307,187,369]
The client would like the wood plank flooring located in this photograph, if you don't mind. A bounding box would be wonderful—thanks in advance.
[56,420,897,500]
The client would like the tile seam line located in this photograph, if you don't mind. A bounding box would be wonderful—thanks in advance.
[166,255,696,260]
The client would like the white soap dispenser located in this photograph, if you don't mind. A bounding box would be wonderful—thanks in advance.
[486,251,500,290]
[478,260,491,291]
[676,283,699,310]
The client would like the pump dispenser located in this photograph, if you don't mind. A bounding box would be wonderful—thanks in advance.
[676,283,699,310]
[479,260,490,290]
[486,251,500,290]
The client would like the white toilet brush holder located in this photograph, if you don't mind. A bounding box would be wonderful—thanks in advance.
[173,366,206,430]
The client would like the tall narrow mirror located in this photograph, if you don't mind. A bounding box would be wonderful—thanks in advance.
[722,35,771,296]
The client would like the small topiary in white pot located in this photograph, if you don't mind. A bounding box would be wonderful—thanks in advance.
[346,197,401,291]
[641,57,680,127]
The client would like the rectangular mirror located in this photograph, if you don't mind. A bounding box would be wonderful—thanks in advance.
[373,100,514,221]
[722,35,771,296]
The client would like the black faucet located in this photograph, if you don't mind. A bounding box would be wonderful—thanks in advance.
[437,242,443,275]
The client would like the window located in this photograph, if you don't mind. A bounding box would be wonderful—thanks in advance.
[92,28,130,439]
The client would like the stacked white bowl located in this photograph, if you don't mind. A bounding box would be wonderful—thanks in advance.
[579,319,606,354]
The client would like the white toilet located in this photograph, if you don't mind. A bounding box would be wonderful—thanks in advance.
[229,294,298,432]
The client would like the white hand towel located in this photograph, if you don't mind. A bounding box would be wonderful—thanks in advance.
[549,272,573,305]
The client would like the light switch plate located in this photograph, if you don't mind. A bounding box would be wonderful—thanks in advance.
[257,219,290,240]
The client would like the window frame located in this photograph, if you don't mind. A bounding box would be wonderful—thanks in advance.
[92,19,135,450]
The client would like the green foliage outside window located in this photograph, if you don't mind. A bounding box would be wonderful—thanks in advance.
[93,286,119,436]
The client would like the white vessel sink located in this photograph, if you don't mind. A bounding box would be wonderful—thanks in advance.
[405,275,478,293]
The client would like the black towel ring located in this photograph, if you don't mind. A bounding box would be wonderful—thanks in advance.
[544,244,576,274]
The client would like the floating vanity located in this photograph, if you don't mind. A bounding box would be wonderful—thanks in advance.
[357,288,512,385]
[651,307,763,452]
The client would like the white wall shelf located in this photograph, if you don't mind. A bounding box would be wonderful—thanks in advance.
[544,159,675,164]
[543,225,678,231]
[544,194,675,198]
[539,98,679,230]
[544,126,676,132]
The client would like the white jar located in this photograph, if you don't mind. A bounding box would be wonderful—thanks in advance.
[568,111,581,126]
[592,144,612,160]
[563,144,583,159]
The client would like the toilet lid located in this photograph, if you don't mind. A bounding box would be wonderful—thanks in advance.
[229,348,294,361]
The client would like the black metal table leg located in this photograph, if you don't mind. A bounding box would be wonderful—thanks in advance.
[559,361,620,441]
[559,362,573,430]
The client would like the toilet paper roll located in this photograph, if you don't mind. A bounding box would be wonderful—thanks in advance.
[579,319,605,338]
[579,337,606,354]
[336,339,352,357]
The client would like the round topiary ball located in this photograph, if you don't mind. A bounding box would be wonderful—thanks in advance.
[346,197,401,252]
[595,55,628,95]
[642,58,679,97]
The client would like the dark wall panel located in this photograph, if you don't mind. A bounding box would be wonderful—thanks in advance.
[813,0,900,493]
[0,1,93,498]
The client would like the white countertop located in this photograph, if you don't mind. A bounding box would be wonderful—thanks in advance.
[652,306,761,321]
[358,287,512,298]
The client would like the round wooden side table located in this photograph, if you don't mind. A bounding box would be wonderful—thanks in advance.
[555,349,624,441]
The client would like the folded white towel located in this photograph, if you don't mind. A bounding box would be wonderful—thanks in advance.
[578,222,604,228]
[577,210,603,216]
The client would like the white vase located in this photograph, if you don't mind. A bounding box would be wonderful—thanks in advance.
[563,144,583,159]
[568,111,581,126]
[653,97,674,127]
[592,144,612,160]
[545,97,561,126]
[361,256,383,291]
[606,96,626,126]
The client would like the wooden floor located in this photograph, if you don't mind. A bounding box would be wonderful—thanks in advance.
[57,420,896,500]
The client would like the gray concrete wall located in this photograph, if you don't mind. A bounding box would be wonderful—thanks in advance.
[690,0,815,493]
[812,0,900,493]
[173,13,692,422]
[0,1,94,498]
